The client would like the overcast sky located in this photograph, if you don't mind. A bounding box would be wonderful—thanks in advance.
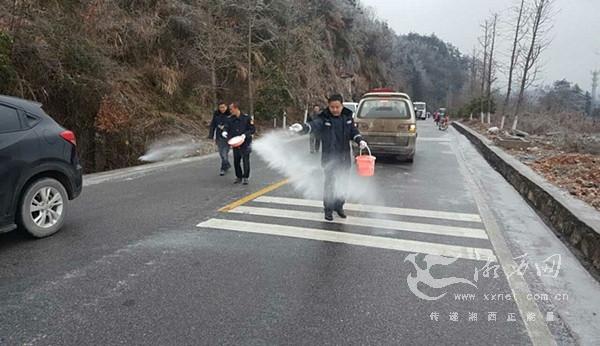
[362,0,600,92]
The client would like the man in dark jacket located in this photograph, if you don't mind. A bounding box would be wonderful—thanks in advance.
[222,102,255,185]
[208,102,231,176]
[307,105,321,153]
[290,94,368,221]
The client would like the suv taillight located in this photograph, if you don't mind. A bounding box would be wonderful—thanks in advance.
[60,131,77,146]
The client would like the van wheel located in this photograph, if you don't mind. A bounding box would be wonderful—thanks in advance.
[406,156,414,163]
[17,178,69,238]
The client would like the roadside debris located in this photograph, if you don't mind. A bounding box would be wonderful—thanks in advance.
[532,154,600,209]
[511,129,530,138]
[464,119,600,211]
[487,126,500,135]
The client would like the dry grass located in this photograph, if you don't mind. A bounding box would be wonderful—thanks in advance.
[532,154,600,210]
[466,113,600,155]
[516,112,600,136]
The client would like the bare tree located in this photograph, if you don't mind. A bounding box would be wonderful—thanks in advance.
[513,0,555,120]
[235,0,276,116]
[272,0,312,105]
[193,0,238,108]
[469,47,478,120]
[479,20,490,123]
[503,0,527,114]
[247,1,256,115]
[486,13,499,124]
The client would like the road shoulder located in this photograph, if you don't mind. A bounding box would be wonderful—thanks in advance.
[454,126,600,344]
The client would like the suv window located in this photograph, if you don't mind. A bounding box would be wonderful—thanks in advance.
[24,113,40,128]
[357,99,411,119]
[0,105,22,133]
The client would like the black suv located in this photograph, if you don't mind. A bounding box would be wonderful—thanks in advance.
[0,95,82,238]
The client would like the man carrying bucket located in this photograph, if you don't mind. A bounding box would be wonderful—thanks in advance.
[289,94,368,221]
[222,103,255,185]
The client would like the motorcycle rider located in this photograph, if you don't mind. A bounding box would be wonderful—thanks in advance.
[439,112,450,130]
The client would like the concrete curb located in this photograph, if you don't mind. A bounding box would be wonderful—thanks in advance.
[453,121,600,278]
[83,153,219,187]
[82,133,305,187]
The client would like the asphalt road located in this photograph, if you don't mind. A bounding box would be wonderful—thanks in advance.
[1,120,599,345]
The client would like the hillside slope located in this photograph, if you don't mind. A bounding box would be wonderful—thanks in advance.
[0,0,469,172]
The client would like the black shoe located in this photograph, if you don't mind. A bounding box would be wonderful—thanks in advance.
[234,178,242,184]
[219,169,225,176]
[242,178,249,185]
[336,209,347,219]
[324,210,333,221]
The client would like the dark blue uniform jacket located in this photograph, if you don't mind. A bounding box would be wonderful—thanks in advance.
[208,110,231,140]
[304,107,363,167]
[225,114,255,152]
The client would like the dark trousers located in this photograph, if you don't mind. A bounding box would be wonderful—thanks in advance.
[310,133,321,152]
[233,148,250,179]
[217,139,231,170]
[323,164,348,212]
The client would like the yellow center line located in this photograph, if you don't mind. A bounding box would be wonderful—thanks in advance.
[218,179,289,212]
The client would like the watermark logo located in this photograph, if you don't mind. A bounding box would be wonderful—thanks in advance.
[404,254,477,301]
[405,253,563,301]
[428,310,556,323]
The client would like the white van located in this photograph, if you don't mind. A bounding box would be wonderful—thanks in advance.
[343,102,359,118]
[413,102,427,120]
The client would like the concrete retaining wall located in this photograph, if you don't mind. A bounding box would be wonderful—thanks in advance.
[453,122,600,277]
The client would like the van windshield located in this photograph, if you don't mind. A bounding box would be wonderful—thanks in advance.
[357,99,411,119]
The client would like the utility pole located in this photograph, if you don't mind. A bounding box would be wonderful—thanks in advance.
[592,70,599,109]
[470,47,477,121]
[341,73,354,101]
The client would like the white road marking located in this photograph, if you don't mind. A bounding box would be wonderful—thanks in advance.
[417,137,451,142]
[197,219,496,262]
[228,206,489,240]
[254,196,482,223]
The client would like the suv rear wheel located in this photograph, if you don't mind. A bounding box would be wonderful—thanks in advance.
[18,178,69,238]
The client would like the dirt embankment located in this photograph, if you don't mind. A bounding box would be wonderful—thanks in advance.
[463,117,600,211]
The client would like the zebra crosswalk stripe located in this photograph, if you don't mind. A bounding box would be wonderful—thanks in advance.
[229,205,488,240]
[197,218,496,262]
[253,196,482,223]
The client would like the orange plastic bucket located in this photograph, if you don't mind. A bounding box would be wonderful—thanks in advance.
[356,146,376,177]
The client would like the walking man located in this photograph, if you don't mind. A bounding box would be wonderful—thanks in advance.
[307,105,321,153]
[290,94,368,221]
[222,103,255,185]
[208,102,231,176]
